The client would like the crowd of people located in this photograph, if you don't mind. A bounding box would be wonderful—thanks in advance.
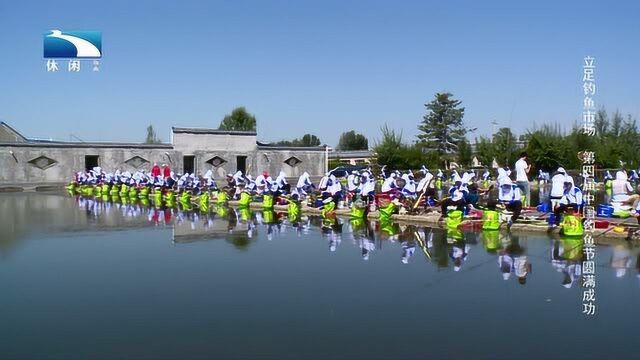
[68,151,640,231]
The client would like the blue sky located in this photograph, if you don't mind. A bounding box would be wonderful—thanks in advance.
[1,0,638,146]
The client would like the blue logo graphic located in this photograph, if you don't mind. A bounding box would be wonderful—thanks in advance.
[43,30,102,58]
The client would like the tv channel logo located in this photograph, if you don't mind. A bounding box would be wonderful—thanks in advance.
[43,29,102,58]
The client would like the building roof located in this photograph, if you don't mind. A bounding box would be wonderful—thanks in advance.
[256,141,328,151]
[172,126,257,136]
[0,140,173,149]
[329,149,374,159]
[0,122,28,143]
[0,121,172,148]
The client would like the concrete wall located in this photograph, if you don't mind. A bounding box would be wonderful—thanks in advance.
[187,150,255,178]
[256,149,326,178]
[0,145,326,185]
[172,132,257,154]
[0,130,326,185]
[0,145,178,184]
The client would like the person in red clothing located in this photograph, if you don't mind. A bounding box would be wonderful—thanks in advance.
[151,163,161,178]
[162,163,171,179]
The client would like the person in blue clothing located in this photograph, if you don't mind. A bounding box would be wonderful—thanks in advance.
[440,180,467,217]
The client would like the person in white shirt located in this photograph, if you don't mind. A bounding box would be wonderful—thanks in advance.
[550,167,568,210]
[275,171,289,193]
[612,170,638,205]
[440,181,467,216]
[381,173,399,193]
[551,175,583,227]
[401,171,417,198]
[497,176,522,226]
[254,171,269,195]
[514,152,531,207]
[416,166,436,207]
[295,172,314,196]
[346,171,360,193]
[358,171,376,202]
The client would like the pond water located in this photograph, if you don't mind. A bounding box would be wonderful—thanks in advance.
[0,192,638,360]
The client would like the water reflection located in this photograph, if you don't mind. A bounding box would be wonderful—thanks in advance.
[3,193,640,288]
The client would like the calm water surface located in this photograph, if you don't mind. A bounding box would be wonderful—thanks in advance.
[0,192,638,360]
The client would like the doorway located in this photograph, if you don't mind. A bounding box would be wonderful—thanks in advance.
[236,156,247,174]
[85,155,99,171]
[183,155,195,174]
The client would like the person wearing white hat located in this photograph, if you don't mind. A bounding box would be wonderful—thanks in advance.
[550,167,568,211]
[416,167,436,207]
[498,176,522,227]
[450,169,462,183]
[612,170,639,206]
[381,173,399,193]
[440,180,467,217]
[346,170,360,200]
[401,171,417,198]
[295,171,314,197]
[551,175,583,227]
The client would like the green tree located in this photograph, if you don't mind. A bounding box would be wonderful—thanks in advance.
[274,134,321,147]
[337,130,369,150]
[374,125,406,169]
[218,107,257,131]
[457,138,472,167]
[418,92,474,163]
[525,124,571,172]
[492,127,521,166]
[300,134,321,146]
[144,124,161,144]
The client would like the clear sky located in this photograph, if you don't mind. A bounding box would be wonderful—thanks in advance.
[1,0,638,146]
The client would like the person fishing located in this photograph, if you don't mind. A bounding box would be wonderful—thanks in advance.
[611,170,639,207]
[550,167,568,211]
[400,171,417,199]
[497,176,522,228]
[440,180,467,217]
[551,175,583,228]
[416,166,436,208]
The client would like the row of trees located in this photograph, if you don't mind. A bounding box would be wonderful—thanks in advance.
[374,92,640,172]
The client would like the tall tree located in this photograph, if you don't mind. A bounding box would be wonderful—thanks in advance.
[474,136,497,167]
[337,130,369,150]
[300,133,321,146]
[456,138,472,167]
[525,124,570,172]
[418,92,474,163]
[374,125,405,169]
[145,125,161,144]
[218,107,257,131]
[492,127,520,166]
